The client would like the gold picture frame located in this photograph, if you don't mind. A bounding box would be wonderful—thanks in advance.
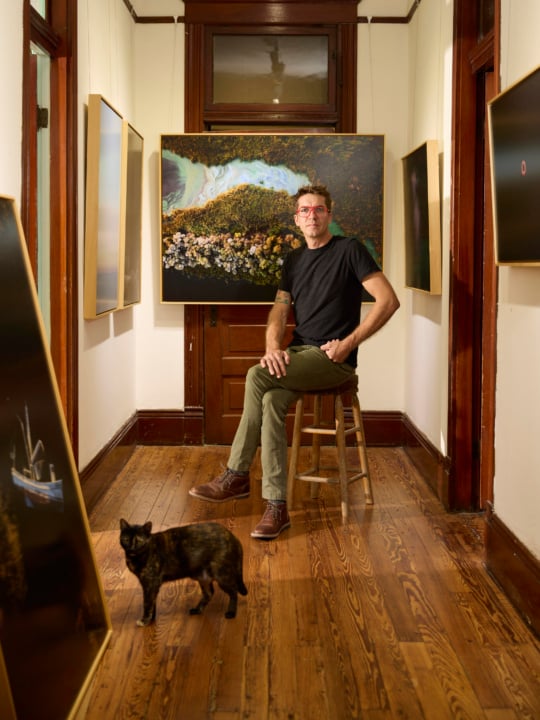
[402,140,442,294]
[84,94,125,319]
[119,121,144,309]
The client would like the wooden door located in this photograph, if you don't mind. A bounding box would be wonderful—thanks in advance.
[204,305,295,444]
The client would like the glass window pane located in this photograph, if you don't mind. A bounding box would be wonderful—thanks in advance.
[31,43,51,342]
[213,35,328,105]
[479,0,494,39]
[31,0,47,19]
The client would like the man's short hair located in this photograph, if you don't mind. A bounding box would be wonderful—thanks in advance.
[293,185,333,211]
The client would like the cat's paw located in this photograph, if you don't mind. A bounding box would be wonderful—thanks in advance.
[189,607,203,615]
[136,618,153,626]
[224,610,236,619]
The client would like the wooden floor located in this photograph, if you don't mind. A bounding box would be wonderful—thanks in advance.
[81,445,540,720]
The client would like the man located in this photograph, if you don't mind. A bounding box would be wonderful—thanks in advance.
[189,185,400,539]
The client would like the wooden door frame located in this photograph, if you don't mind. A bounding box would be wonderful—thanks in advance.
[448,0,498,510]
[21,0,78,455]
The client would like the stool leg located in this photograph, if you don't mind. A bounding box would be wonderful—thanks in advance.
[335,393,349,522]
[287,396,304,509]
[310,394,322,499]
[351,394,374,505]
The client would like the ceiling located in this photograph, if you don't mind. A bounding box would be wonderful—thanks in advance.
[128,0,413,21]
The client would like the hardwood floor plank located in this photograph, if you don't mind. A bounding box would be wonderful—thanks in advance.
[339,519,426,718]
[399,641,455,720]
[241,644,270,718]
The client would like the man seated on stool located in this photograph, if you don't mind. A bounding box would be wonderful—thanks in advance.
[189,184,400,539]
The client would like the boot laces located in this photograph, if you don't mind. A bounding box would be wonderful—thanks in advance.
[265,501,284,520]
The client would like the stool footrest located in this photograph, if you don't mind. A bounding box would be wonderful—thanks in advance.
[301,425,363,437]
[296,469,367,484]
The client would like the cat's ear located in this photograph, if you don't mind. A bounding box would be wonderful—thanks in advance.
[120,518,128,530]
[143,521,153,534]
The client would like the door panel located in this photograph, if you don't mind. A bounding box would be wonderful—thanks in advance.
[204,304,296,443]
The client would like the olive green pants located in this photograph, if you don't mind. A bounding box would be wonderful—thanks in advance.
[228,345,355,501]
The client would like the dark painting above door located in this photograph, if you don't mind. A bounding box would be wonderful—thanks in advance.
[161,133,384,303]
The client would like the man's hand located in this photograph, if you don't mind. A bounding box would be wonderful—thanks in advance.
[260,349,290,378]
[320,338,350,363]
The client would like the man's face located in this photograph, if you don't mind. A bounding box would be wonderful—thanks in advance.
[294,193,332,241]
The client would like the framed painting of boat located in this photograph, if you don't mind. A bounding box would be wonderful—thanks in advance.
[0,196,111,720]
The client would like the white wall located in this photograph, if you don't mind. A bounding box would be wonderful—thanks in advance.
[402,0,454,454]
[494,0,540,557]
[132,21,185,410]
[357,21,408,410]
[359,0,454,452]
[0,1,23,202]
[78,0,139,468]
[78,2,186,469]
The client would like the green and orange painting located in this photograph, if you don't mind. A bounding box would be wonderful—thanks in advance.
[160,134,384,303]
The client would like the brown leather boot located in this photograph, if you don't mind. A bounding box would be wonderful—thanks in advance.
[250,501,291,539]
[189,468,250,503]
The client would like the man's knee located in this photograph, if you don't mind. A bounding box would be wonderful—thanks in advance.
[246,363,267,386]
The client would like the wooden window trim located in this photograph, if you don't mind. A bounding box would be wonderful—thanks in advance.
[22,0,78,452]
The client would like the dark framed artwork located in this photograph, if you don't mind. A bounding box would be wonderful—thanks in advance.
[208,29,335,109]
[160,133,385,303]
[402,140,442,294]
[119,121,144,308]
[84,94,124,319]
[0,197,111,720]
[488,64,540,265]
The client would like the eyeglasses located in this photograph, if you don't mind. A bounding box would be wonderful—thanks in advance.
[296,205,329,217]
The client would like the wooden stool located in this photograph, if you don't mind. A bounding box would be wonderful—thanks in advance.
[287,375,373,522]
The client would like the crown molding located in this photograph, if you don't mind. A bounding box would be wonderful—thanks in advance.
[121,0,421,25]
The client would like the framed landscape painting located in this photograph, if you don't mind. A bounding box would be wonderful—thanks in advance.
[160,133,385,303]
[84,94,124,319]
[119,121,144,308]
[0,196,111,720]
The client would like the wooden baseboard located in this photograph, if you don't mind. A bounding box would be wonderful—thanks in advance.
[137,407,204,445]
[79,409,203,510]
[363,410,408,445]
[79,412,138,510]
[80,408,442,510]
[485,505,540,637]
[401,414,451,508]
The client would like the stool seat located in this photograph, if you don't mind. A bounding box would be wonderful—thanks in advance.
[287,375,373,522]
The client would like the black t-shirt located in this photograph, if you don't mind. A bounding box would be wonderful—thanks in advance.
[279,235,381,367]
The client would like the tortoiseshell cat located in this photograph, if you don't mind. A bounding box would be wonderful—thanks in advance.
[119,518,248,625]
